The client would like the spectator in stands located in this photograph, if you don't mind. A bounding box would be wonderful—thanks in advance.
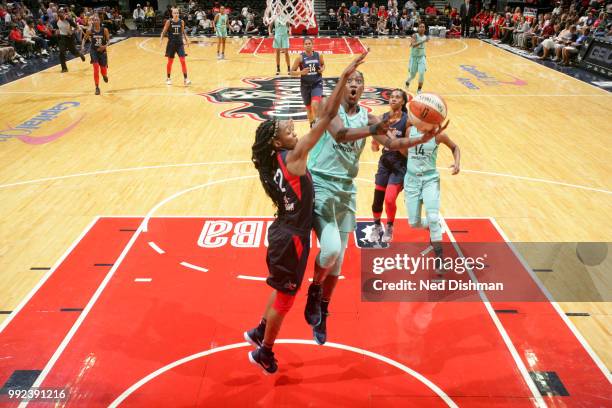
[473,8,486,31]
[389,5,399,33]
[425,4,438,16]
[338,7,350,35]
[499,12,516,44]
[350,1,360,16]
[0,41,21,64]
[230,18,242,34]
[404,0,417,14]
[361,2,370,16]
[552,24,577,61]
[370,3,378,18]
[9,23,34,56]
[133,4,145,31]
[36,18,56,49]
[449,12,461,37]
[400,9,414,34]
[561,26,589,65]
[24,20,48,55]
[245,16,258,35]
[538,22,566,59]
[377,5,389,34]
[360,13,373,34]
[512,7,522,23]
[145,4,156,31]
[512,16,528,46]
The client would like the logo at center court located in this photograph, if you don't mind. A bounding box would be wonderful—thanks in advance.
[200,77,394,122]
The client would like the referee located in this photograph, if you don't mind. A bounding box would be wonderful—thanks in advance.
[55,9,85,73]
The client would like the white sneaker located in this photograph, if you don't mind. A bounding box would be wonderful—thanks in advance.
[216,53,221,60]
[382,224,394,243]
[367,223,384,243]
[165,78,172,85]
[184,78,191,86]
[41,50,48,56]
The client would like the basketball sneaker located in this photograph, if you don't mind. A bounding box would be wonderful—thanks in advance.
[103,75,108,83]
[382,224,394,243]
[166,78,172,85]
[244,325,264,348]
[367,223,384,243]
[248,347,278,375]
[184,78,191,86]
[95,87,100,95]
[304,283,322,326]
[313,311,328,345]
[432,241,444,276]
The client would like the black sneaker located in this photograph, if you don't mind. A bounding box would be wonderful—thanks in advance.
[103,75,108,83]
[95,87,100,95]
[248,347,278,375]
[304,283,322,326]
[61,68,68,73]
[432,242,444,276]
[313,311,328,345]
[80,53,85,61]
[243,326,264,348]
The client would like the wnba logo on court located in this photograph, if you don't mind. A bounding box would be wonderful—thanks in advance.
[200,77,392,121]
[1,102,84,145]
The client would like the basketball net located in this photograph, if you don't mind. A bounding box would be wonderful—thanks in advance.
[263,0,316,29]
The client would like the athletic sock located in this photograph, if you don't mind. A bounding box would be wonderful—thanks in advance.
[321,299,329,314]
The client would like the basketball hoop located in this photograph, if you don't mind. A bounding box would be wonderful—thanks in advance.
[263,0,316,29]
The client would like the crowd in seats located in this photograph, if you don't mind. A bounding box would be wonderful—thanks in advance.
[0,2,127,66]
[133,1,267,36]
[479,0,611,66]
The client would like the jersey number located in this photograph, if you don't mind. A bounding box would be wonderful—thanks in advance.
[173,26,180,34]
[308,64,317,73]
[414,145,425,155]
[273,168,287,193]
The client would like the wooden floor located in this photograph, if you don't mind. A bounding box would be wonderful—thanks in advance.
[0,37,611,370]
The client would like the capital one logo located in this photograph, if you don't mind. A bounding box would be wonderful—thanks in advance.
[1,102,84,145]
[590,46,612,64]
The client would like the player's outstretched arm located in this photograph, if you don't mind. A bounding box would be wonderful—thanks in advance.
[373,120,449,150]
[286,52,368,175]
[437,132,460,174]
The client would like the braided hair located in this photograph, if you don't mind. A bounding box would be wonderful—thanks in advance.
[393,88,409,113]
[252,119,283,207]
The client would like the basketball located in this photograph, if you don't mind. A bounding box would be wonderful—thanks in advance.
[407,93,448,127]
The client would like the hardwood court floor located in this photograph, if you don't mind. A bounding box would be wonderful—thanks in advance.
[0,36,610,383]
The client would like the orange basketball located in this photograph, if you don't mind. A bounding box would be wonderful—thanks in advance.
[407,93,448,126]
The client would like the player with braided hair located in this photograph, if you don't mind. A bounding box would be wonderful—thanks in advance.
[244,52,368,375]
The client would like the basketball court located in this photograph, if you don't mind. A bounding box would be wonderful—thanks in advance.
[0,35,611,407]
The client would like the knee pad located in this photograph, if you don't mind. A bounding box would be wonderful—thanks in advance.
[272,291,295,315]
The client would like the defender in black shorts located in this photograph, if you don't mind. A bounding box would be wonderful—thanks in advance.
[159,8,191,86]
[291,37,325,126]
[369,89,410,243]
[243,52,368,375]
